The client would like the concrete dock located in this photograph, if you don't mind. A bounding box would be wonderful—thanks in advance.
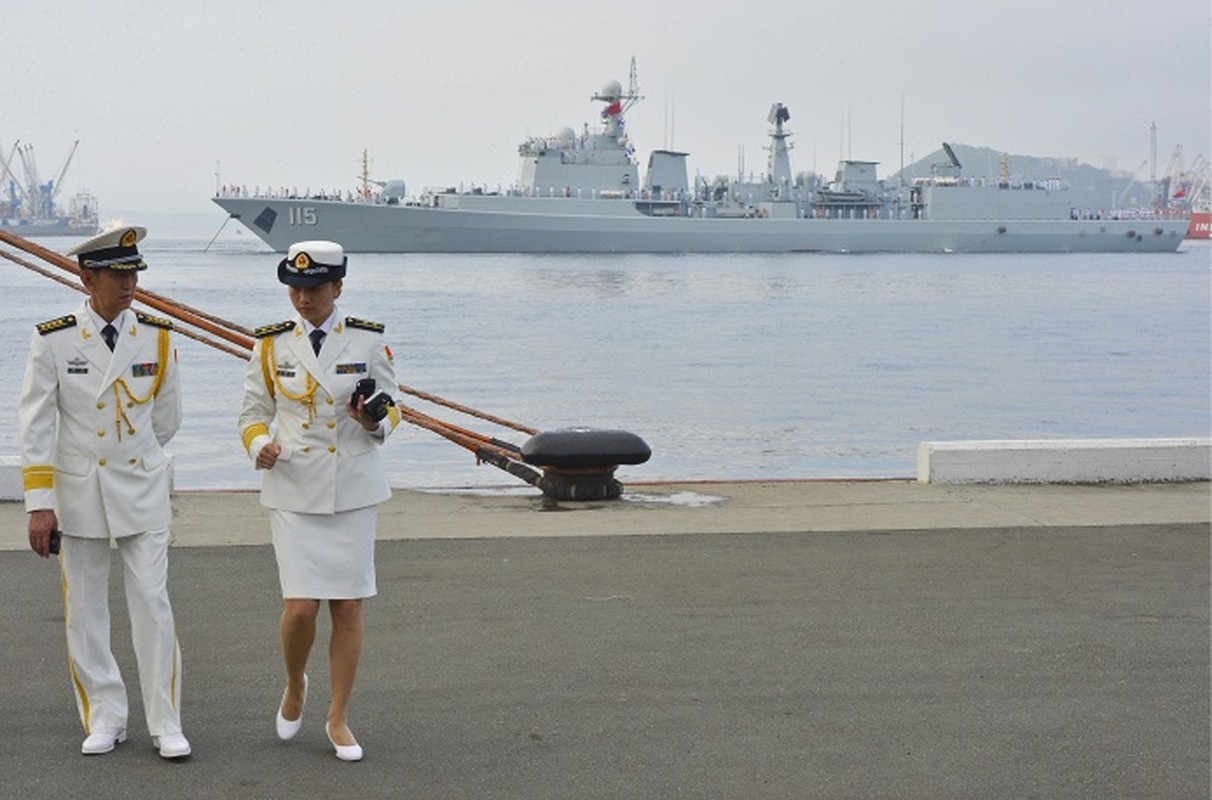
[1,480,1208,798]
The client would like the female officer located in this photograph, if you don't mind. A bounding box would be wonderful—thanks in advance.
[238,240,401,762]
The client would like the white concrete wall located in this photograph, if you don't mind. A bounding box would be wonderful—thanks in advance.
[917,438,1212,484]
[0,455,20,502]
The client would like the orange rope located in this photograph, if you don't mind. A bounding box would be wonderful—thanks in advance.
[397,383,538,435]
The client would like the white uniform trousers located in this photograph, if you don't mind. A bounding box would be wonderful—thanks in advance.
[60,528,183,737]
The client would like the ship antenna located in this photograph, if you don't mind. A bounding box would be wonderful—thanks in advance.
[899,92,905,186]
[625,56,641,113]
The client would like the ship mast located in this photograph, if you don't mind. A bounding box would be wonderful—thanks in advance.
[765,103,794,199]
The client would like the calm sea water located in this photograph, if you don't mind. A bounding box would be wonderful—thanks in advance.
[3,236,1209,491]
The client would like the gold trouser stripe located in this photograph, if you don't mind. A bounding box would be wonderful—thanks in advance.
[170,622,180,712]
[60,555,91,732]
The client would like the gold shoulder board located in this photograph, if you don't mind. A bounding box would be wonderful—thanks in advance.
[345,316,384,333]
[254,320,297,338]
[36,315,77,335]
[135,311,174,330]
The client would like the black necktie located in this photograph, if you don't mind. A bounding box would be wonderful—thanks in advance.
[309,329,325,356]
[101,324,117,352]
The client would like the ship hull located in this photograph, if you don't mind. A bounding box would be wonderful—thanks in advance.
[214,196,1187,254]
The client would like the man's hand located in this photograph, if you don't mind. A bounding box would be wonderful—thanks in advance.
[28,509,58,559]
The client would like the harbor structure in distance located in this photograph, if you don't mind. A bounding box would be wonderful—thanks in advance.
[1,140,100,237]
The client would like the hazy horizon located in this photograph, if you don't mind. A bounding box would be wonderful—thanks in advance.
[4,0,1209,228]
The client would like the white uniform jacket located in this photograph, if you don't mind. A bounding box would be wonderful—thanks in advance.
[238,311,401,515]
[19,301,181,538]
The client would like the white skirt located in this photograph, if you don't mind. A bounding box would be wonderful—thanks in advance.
[269,507,378,599]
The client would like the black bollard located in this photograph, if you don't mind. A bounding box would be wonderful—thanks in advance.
[521,427,651,500]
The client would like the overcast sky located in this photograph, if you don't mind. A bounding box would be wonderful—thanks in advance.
[4,0,1209,224]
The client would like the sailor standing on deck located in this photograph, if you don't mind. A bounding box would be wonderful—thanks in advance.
[238,240,402,762]
[18,226,190,760]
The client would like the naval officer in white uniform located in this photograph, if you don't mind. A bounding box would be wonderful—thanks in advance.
[238,240,402,762]
[19,226,191,759]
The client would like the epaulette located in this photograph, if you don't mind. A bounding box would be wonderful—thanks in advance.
[254,320,297,338]
[136,311,174,330]
[345,316,384,333]
[36,315,77,336]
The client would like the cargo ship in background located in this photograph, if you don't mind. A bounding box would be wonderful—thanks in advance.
[1184,198,1210,240]
[1151,141,1209,241]
[1,140,100,237]
[213,60,1190,255]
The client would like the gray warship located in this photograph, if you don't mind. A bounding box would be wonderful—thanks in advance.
[213,62,1186,254]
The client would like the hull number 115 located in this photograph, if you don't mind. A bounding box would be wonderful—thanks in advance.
[289,207,318,225]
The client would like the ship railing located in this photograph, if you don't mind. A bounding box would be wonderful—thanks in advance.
[808,205,906,220]
[215,185,389,204]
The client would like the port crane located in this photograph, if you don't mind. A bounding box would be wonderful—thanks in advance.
[21,141,82,219]
[1,140,98,234]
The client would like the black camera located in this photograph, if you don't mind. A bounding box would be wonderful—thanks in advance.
[351,378,395,423]
[49,529,62,555]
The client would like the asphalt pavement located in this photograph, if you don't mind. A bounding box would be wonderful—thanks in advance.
[1,480,1208,798]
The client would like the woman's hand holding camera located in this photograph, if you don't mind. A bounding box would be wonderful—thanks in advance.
[347,396,382,432]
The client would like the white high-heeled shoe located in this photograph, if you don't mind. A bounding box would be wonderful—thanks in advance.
[326,721,363,762]
[275,673,308,741]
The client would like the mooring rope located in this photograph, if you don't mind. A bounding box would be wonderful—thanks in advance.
[397,383,538,435]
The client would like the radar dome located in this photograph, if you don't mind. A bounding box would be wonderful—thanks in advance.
[598,79,623,101]
[555,127,576,145]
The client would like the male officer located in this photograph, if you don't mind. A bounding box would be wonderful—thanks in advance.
[19,226,190,759]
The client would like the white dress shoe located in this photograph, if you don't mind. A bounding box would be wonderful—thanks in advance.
[275,673,308,741]
[153,732,192,759]
[81,727,126,755]
[326,722,363,762]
